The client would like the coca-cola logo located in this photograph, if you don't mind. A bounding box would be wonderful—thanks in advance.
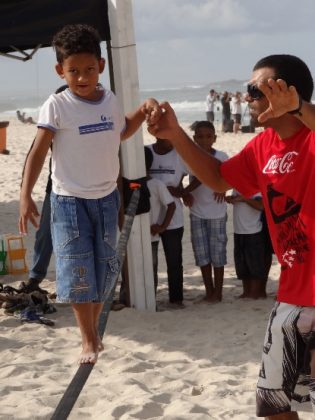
[263,151,298,174]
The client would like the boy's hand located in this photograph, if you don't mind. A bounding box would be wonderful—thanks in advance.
[182,193,194,207]
[257,78,301,123]
[19,195,40,234]
[142,98,162,125]
[151,224,164,236]
[147,102,182,140]
[213,192,225,203]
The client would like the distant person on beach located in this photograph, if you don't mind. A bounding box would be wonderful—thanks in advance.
[221,91,232,132]
[16,110,36,124]
[205,89,216,123]
[147,54,315,418]
[19,85,68,294]
[144,146,176,293]
[19,23,161,365]
[184,121,228,303]
[146,137,190,308]
[226,191,271,299]
[230,91,242,133]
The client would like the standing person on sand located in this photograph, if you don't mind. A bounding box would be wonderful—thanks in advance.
[19,24,161,365]
[146,138,191,308]
[205,89,216,123]
[184,121,228,303]
[148,54,315,419]
[226,191,271,299]
[231,91,242,134]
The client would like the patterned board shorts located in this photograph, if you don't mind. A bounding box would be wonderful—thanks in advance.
[50,189,121,304]
[190,214,227,267]
[256,301,315,417]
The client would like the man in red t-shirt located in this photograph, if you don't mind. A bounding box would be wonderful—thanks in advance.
[148,54,315,419]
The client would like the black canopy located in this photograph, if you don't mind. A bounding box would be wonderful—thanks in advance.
[0,0,110,60]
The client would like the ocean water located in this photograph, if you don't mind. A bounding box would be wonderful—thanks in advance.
[140,79,251,126]
[0,79,250,125]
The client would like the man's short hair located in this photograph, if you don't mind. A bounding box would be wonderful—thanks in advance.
[253,54,314,101]
[52,24,102,64]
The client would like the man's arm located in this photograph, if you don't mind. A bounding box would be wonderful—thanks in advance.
[19,128,54,234]
[148,103,231,193]
[121,98,161,141]
[226,194,263,211]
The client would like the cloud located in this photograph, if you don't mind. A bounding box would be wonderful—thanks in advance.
[133,0,315,40]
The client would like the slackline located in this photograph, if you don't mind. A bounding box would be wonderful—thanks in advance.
[51,187,140,420]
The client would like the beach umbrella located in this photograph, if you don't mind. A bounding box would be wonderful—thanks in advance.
[0,0,110,61]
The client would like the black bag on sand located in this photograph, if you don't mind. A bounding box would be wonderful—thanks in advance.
[122,176,150,215]
[224,119,234,133]
[241,124,255,133]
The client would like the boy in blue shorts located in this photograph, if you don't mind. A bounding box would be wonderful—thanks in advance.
[184,121,228,302]
[19,24,160,364]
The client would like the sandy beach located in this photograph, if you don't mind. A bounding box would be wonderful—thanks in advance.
[0,118,311,419]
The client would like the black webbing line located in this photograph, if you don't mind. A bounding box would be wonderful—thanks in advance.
[51,188,140,420]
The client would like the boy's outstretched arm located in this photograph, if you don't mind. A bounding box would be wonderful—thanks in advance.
[19,128,54,234]
[148,102,231,193]
[121,98,161,140]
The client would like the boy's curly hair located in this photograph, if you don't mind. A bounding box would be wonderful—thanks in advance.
[190,120,215,133]
[52,24,102,64]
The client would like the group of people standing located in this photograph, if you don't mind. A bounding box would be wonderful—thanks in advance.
[205,88,245,134]
[17,19,315,419]
[143,121,273,307]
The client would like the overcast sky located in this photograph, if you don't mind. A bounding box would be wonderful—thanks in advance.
[1,0,315,96]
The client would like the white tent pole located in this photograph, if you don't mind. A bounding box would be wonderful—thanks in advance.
[108,0,155,311]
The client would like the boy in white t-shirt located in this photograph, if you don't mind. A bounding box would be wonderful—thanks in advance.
[184,121,228,303]
[147,138,189,307]
[144,147,175,293]
[226,191,272,299]
[19,24,161,364]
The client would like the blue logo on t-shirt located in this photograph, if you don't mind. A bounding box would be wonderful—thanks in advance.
[79,115,114,135]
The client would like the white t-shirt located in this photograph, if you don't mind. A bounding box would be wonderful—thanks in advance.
[230,96,242,115]
[233,191,262,234]
[205,94,215,112]
[38,88,125,199]
[147,145,187,229]
[189,149,229,219]
[147,178,174,242]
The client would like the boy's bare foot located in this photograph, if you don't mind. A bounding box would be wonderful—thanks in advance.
[206,294,222,304]
[78,341,99,364]
[98,334,104,352]
[237,292,251,299]
[78,350,99,364]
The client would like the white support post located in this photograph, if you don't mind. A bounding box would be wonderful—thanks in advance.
[108,0,156,311]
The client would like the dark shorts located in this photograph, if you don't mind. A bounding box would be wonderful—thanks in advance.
[206,111,214,123]
[234,231,267,281]
[232,113,241,124]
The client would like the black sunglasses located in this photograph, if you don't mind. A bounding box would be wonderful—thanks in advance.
[247,84,264,100]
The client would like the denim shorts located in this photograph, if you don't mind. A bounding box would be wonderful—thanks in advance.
[190,214,227,267]
[50,189,121,303]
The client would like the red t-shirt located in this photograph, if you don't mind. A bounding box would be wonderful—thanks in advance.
[221,126,315,306]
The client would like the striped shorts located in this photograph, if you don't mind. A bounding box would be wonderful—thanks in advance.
[190,214,227,267]
[257,302,315,417]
